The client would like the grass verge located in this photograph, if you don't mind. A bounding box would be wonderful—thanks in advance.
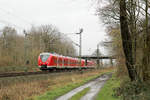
[32,68,114,100]
[95,74,120,100]
[33,75,99,100]
[69,87,90,100]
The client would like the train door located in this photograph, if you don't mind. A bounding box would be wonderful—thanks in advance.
[62,57,64,68]
[56,56,58,68]
[58,57,63,67]
[64,58,68,67]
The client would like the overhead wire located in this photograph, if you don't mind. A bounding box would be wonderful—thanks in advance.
[0,7,32,26]
[0,7,32,30]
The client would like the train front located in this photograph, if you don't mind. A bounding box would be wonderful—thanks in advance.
[38,53,51,70]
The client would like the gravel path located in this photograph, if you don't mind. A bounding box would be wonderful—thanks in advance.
[56,73,112,100]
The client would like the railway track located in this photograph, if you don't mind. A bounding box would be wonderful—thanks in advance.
[0,69,94,78]
[0,71,51,78]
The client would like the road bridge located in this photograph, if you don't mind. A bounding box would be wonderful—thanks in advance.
[80,56,115,59]
[75,55,115,68]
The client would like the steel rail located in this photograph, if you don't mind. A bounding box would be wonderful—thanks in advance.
[0,71,51,78]
[0,69,94,78]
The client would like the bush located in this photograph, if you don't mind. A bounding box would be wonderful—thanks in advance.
[116,80,150,100]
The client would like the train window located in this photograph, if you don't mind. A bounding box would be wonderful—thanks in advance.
[40,54,50,62]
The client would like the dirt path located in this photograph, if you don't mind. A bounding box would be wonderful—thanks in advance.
[56,73,112,100]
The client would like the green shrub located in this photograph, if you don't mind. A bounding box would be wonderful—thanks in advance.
[116,80,150,100]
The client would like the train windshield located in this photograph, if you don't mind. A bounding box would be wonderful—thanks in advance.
[40,54,50,62]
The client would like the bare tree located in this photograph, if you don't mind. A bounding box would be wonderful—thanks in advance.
[0,25,77,67]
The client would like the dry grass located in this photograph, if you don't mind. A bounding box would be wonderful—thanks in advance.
[0,67,114,100]
[0,65,39,73]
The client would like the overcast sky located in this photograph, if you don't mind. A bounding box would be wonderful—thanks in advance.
[0,0,107,55]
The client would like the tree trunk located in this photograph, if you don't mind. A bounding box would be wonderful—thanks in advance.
[142,0,150,81]
[120,0,137,81]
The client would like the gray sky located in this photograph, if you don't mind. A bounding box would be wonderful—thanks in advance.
[0,0,107,55]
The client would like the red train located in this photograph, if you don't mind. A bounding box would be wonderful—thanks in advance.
[38,52,95,71]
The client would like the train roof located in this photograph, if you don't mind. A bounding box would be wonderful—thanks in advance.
[40,52,51,55]
[40,52,80,60]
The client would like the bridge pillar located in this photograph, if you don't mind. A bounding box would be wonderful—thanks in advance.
[100,59,103,67]
[110,59,113,66]
[97,59,100,68]
[85,59,87,66]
